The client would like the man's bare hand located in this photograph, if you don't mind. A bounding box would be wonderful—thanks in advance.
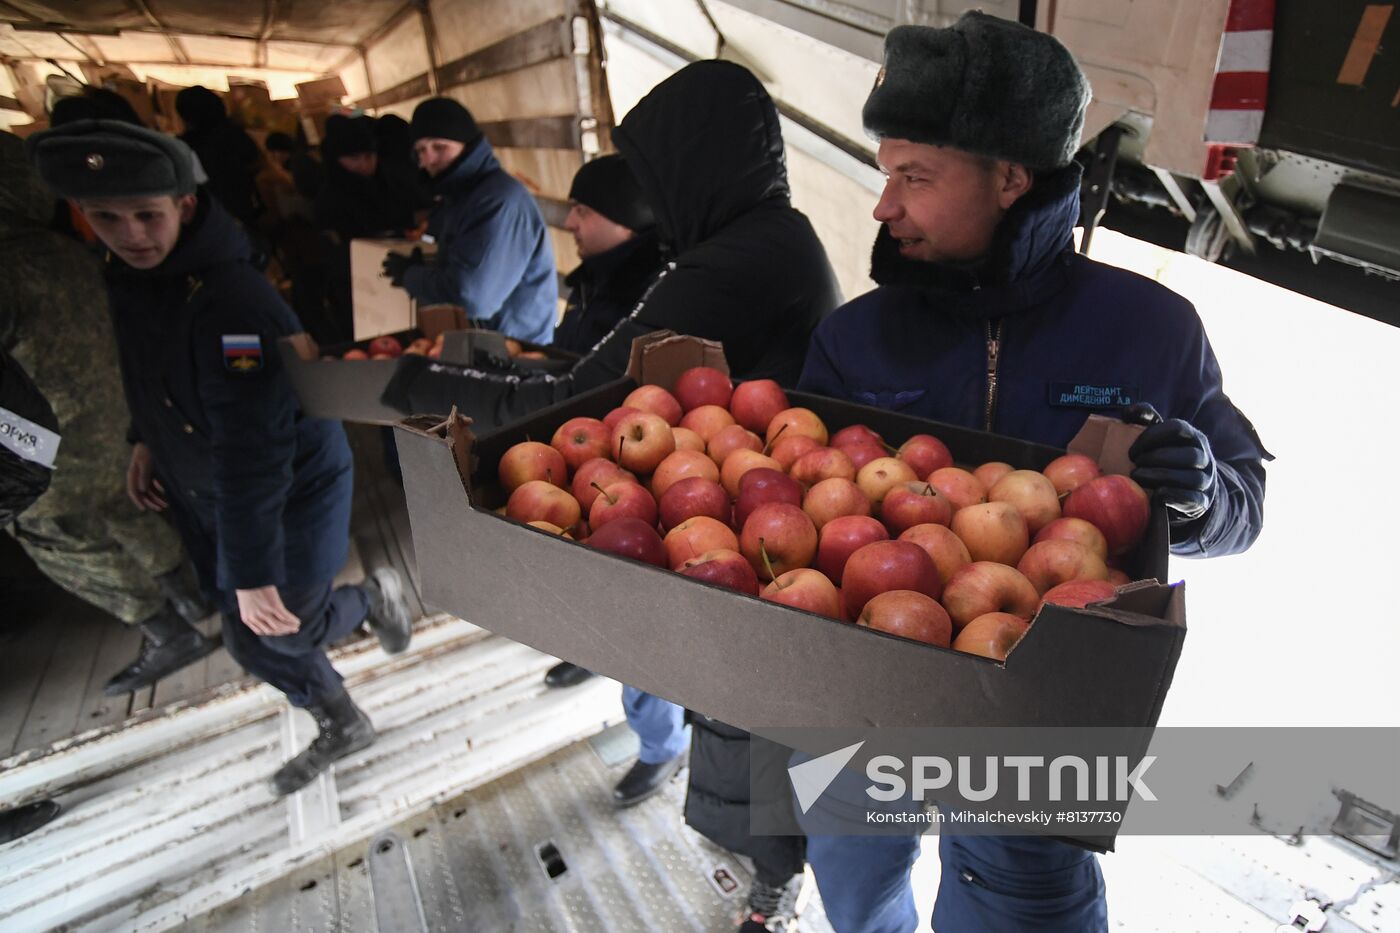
[126,442,167,512]
[236,586,301,636]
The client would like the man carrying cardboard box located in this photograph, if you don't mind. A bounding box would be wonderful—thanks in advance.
[380,97,557,345]
[27,120,416,797]
[795,13,1270,931]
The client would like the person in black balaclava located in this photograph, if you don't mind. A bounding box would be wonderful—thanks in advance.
[175,85,262,230]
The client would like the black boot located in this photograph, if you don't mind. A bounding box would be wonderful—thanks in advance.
[612,749,687,808]
[0,799,61,845]
[155,563,211,623]
[103,607,220,696]
[739,873,804,932]
[544,661,596,688]
[362,567,413,654]
[270,689,376,797]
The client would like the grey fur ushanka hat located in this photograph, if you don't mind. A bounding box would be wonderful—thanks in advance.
[26,119,203,200]
[863,12,1091,172]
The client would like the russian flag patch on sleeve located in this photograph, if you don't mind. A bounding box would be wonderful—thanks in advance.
[222,334,263,373]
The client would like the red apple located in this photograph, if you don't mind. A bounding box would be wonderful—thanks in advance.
[803,477,872,530]
[927,467,987,511]
[941,562,1039,631]
[341,348,369,360]
[674,366,734,412]
[672,426,706,452]
[550,417,611,470]
[953,612,1030,661]
[950,501,1030,565]
[526,520,571,538]
[603,405,642,433]
[658,476,730,531]
[841,540,942,620]
[1043,453,1102,497]
[586,517,667,567]
[973,461,1015,490]
[988,469,1062,536]
[898,523,971,587]
[680,548,760,595]
[1063,474,1151,556]
[760,568,843,619]
[856,457,919,509]
[1040,579,1118,610]
[897,434,953,479]
[506,480,581,530]
[831,424,885,450]
[881,481,954,536]
[405,337,433,355]
[816,515,889,585]
[1016,540,1110,595]
[1107,568,1133,586]
[368,335,402,358]
[611,411,676,474]
[651,449,721,498]
[665,515,740,568]
[589,480,658,530]
[499,441,568,493]
[624,384,683,426]
[770,433,822,471]
[720,448,781,498]
[708,424,765,467]
[572,458,634,512]
[735,468,804,529]
[740,502,818,581]
[729,379,789,434]
[1034,517,1109,562]
[843,442,888,472]
[679,404,736,443]
[857,590,952,647]
[765,407,829,447]
[790,447,856,486]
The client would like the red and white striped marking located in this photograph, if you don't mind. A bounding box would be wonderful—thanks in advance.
[1205,0,1276,145]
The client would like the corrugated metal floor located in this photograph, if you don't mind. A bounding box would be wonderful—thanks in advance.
[190,726,837,933]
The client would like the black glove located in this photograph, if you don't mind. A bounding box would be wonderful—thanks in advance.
[381,247,424,287]
[1127,407,1217,523]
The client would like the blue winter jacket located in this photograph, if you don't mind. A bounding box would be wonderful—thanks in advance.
[800,166,1268,558]
[402,138,557,345]
[105,194,354,594]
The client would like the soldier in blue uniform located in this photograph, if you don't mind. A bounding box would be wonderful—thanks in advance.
[27,120,415,796]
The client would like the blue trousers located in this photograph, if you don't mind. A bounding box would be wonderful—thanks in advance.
[804,831,1107,933]
[622,685,689,764]
[220,580,370,708]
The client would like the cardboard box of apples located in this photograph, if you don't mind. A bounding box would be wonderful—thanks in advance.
[277,307,575,425]
[395,334,1185,745]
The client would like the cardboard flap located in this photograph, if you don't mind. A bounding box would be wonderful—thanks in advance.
[1083,580,1186,629]
[417,304,472,339]
[625,333,729,390]
[284,332,320,362]
[1068,415,1146,476]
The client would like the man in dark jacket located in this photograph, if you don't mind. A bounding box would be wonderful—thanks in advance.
[174,86,263,231]
[28,120,415,797]
[796,15,1269,932]
[316,115,419,340]
[539,154,689,809]
[381,98,556,344]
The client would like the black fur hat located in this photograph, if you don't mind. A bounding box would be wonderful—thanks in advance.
[862,13,1090,172]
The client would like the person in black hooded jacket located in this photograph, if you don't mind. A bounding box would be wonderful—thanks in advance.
[381,61,841,425]
[174,86,262,231]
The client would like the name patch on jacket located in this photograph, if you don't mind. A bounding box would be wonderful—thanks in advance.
[222,334,263,373]
[1048,382,1138,409]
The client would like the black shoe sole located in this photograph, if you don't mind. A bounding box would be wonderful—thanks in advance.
[102,635,222,697]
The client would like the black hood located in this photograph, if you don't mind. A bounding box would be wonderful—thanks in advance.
[612,61,790,254]
[109,192,251,279]
[868,162,1083,319]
